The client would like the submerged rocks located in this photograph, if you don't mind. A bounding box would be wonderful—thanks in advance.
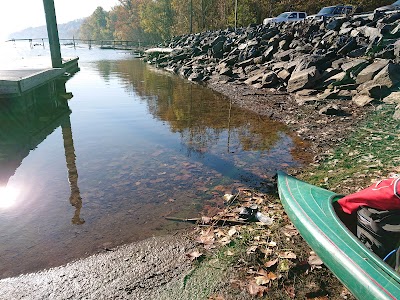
[145,12,400,119]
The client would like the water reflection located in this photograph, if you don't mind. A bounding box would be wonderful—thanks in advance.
[0,80,83,224]
[62,117,84,225]
[96,60,290,179]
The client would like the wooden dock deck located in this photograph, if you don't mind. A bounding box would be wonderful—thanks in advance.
[0,57,79,97]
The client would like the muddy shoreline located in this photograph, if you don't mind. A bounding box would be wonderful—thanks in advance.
[205,78,372,165]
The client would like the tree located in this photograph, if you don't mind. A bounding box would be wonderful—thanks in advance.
[140,0,174,41]
[79,7,113,40]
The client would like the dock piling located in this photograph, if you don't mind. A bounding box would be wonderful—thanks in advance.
[43,0,62,68]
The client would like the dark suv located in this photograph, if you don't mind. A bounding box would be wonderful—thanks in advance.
[307,5,353,20]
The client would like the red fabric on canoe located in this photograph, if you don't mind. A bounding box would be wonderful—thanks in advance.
[338,177,400,214]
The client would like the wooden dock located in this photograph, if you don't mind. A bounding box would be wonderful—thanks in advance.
[0,57,79,97]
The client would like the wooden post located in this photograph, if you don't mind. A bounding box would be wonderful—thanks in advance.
[42,0,62,68]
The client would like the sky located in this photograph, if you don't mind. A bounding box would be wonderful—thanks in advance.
[0,0,120,41]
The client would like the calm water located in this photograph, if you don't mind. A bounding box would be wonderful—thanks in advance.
[0,41,310,278]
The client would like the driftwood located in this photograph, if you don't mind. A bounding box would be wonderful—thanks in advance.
[165,217,247,226]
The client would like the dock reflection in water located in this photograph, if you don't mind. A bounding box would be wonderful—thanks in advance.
[0,58,311,278]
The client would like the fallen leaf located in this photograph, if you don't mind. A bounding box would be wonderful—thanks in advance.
[254,275,270,285]
[267,272,277,280]
[201,216,211,224]
[260,248,273,257]
[285,285,296,298]
[247,245,258,254]
[247,280,268,296]
[228,226,237,237]
[282,224,299,237]
[218,236,231,246]
[308,254,323,268]
[196,229,215,248]
[214,229,226,237]
[255,268,268,275]
[264,258,278,268]
[208,295,225,300]
[223,194,235,202]
[279,251,297,259]
[186,250,203,261]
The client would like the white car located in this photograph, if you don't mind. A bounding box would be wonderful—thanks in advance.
[263,12,307,24]
[375,0,400,13]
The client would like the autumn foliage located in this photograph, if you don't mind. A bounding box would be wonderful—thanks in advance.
[79,0,394,45]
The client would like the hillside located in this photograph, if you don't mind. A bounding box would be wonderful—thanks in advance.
[8,19,84,40]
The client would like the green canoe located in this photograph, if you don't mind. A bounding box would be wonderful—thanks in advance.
[277,171,400,300]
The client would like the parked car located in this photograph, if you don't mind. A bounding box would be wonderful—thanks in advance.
[307,5,353,20]
[263,11,307,24]
[374,0,400,13]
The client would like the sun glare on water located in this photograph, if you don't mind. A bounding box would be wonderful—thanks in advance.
[0,186,19,209]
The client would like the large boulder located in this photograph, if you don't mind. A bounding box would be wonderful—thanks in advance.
[287,66,321,93]
[370,63,400,89]
[356,59,389,84]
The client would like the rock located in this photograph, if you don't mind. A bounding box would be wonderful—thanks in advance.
[253,56,264,64]
[338,37,357,55]
[394,40,400,63]
[220,55,238,66]
[340,58,368,72]
[356,59,389,84]
[326,18,346,31]
[294,89,320,105]
[317,89,340,100]
[358,26,383,42]
[323,71,350,87]
[370,63,400,89]
[261,71,278,87]
[393,104,400,120]
[382,91,400,104]
[244,72,264,85]
[277,69,291,82]
[348,46,367,57]
[188,72,204,81]
[319,104,350,116]
[237,58,254,68]
[287,66,321,93]
[278,39,290,51]
[274,49,296,61]
[352,93,375,107]
[331,58,350,70]
[219,66,232,76]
